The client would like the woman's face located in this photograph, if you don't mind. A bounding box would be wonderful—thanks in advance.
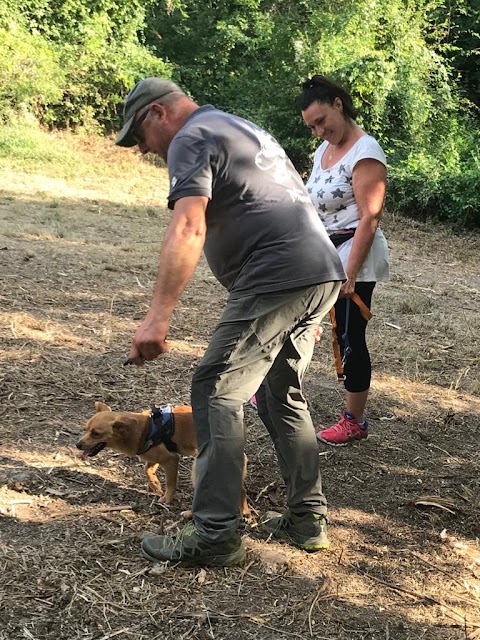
[302,98,345,143]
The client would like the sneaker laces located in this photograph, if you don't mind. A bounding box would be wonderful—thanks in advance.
[263,512,289,535]
[332,414,350,432]
[328,414,361,437]
[172,520,196,553]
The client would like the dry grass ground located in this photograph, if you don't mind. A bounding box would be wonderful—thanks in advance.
[0,133,479,640]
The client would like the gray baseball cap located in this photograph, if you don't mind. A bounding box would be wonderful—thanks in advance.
[115,77,183,147]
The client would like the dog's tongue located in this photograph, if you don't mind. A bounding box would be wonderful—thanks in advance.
[78,451,89,461]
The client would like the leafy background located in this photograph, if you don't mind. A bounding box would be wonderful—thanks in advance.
[1,0,479,225]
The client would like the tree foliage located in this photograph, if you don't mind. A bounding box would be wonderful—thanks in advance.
[0,0,171,128]
[143,0,479,225]
[0,0,478,225]
[426,0,480,112]
[0,20,63,120]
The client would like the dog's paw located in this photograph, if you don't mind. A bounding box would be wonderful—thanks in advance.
[243,512,256,525]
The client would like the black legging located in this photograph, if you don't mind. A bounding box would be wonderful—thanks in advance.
[334,282,375,393]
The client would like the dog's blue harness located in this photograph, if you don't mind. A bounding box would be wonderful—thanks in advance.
[137,404,177,455]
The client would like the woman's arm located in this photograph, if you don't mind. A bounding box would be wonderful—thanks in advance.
[341,158,386,297]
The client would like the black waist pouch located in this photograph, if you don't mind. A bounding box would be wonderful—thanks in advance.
[329,229,356,248]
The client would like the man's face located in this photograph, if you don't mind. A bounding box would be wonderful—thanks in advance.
[132,103,171,161]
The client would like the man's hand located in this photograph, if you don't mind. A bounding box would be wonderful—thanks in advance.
[128,316,169,365]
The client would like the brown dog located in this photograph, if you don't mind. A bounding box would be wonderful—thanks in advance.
[77,402,250,519]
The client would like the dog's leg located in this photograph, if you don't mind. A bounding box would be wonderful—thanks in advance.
[180,459,197,519]
[144,462,162,495]
[241,454,252,522]
[159,456,179,504]
[191,457,197,488]
[180,458,197,519]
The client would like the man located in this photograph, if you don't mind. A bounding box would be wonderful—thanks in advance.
[116,77,345,567]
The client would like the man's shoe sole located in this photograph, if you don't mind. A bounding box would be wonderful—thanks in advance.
[141,543,246,567]
[299,540,330,551]
[285,531,330,551]
[262,521,330,552]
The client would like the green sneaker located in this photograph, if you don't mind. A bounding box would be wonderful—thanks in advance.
[260,510,330,551]
[141,521,246,567]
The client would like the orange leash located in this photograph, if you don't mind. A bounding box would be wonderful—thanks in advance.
[350,292,373,322]
[329,293,372,383]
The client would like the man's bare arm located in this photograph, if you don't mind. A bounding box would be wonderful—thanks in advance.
[129,195,208,364]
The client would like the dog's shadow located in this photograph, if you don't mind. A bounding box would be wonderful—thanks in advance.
[0,453,195,511]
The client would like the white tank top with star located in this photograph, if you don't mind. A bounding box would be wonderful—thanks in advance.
[305,135,389,282]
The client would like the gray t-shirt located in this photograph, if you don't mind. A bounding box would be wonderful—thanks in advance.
[167,105,345,297]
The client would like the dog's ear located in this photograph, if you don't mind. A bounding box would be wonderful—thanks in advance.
[95,402,112,413]
[112,416,138,431]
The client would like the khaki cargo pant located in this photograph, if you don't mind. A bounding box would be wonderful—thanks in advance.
[191,281,341,542]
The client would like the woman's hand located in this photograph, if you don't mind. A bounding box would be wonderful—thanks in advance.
[339,276,356,298]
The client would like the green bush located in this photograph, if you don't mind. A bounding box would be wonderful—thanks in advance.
[0,114,78,172]
[46,38,173,131]
[0,0,478,229]
[388,167,480,228]
[387,125,480,228]
[0,2,172,132]
[146,0,471,170]
[0,21,64,118]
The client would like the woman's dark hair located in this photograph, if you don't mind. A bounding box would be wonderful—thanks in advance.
[298,74,359,121]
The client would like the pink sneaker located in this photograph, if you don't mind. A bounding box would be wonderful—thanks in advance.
[249,395,258,410]
[316,412,368,446]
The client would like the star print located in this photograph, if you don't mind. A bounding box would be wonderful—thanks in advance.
[338,164,346,174]
[317,203,327,212]
[314,176,321,183]
[316,189,325,198]
[331,188,345,198]
[307,187,313,194]
[336,204,347,212]
[344,176,352,185]
[325,175,334,184]
[333,214,338,223]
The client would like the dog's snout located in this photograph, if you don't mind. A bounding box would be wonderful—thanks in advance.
[76,441,83,449]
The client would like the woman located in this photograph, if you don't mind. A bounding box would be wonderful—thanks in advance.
[299,75,389,446]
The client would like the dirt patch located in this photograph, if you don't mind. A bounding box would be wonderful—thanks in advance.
[0,147,479,640]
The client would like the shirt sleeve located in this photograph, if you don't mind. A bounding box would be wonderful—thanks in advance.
[167,133,215,209]
[350,136,387,171]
